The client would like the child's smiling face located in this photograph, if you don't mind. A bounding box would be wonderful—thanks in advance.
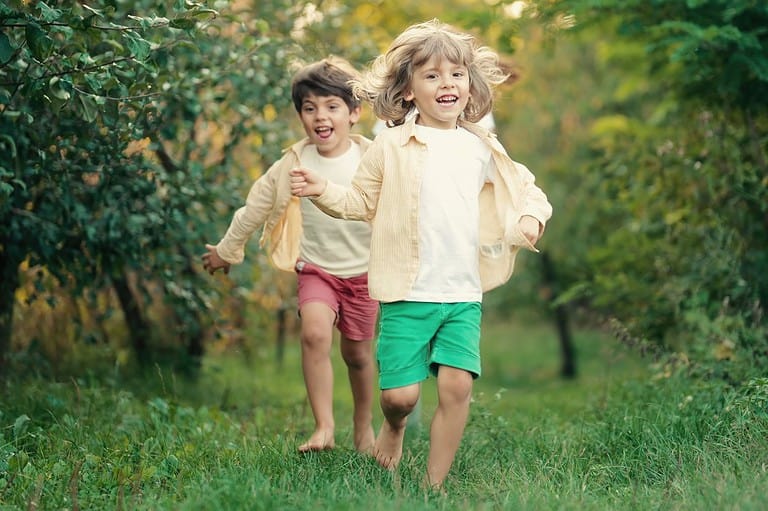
[299,92,361,157]
[405,56,470,130]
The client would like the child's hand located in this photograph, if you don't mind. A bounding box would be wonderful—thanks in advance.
[202,244,231,275]
[518,215,542,248]
[290,168,327,197]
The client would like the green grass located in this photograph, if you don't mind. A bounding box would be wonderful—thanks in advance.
[1,319,767,510]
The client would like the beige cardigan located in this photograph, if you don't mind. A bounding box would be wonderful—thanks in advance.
[215,134,374,271]
[313,116,553,302]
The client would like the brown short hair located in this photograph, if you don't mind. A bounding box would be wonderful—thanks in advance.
[291,56,362,113]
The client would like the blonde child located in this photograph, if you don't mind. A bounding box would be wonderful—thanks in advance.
[290,20,552,488]
[203,57,377,453]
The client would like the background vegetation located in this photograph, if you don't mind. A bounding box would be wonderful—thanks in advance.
[1,0,766,509]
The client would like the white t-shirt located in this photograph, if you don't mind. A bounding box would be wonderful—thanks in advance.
[299,143,371,277]
[406,125,493,302]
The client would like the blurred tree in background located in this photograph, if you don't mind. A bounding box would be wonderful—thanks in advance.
[530,0,768,382]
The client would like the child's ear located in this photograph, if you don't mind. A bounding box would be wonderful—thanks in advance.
[404,90,414,101]
[349,106,361,124]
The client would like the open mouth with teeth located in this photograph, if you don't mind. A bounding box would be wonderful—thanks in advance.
[436,95,459,105]
[315,126,333,140]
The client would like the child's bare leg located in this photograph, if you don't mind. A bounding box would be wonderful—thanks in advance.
[374,384,420,469]
[426,366,473,488]
[298,302,336,452]
[340,335,375,453]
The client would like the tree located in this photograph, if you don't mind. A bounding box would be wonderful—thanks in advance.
[534,0,768,379]
[0,0,305,369]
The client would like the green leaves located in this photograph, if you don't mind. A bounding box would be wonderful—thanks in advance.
[24,21,53,60]
[12,414,31,439]
[0,0,304,364]
[170,8,217,30]
[124,31,152,60]
[0,32,14,63]
[76,94,98,122]
[538,0,768,380]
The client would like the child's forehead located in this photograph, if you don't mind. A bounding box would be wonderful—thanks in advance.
[411,41,470,69]
[413,55,467,70]
[301,92,346,104]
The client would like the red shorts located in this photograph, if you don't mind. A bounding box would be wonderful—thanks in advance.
[295,261,378,341]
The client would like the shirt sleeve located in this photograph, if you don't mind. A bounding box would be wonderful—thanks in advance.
[313,139,384,222]
[514,161,553,226]
[483,150,495,184]
[215,161,281,264]
[498,160,553,250]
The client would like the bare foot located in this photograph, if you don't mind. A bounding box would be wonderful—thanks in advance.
[298,429,335,452]
[423,475,447,496]
[372,421,405,469]
[354,424,375,455]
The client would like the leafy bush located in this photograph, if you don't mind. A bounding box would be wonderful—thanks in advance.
[0,0,305,367]
[535,0,768,382]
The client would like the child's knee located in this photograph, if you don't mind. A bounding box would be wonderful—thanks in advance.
[381,386,420,414]
[437,369,473,403]
[341,339,372,368]
[301,323,332,349]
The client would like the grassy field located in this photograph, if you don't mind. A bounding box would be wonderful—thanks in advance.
[1,319,767,510]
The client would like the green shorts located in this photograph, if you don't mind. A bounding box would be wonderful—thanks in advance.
[376,301,482,390]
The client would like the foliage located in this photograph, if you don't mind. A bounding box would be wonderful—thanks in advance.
[0,0,306,367]
[528,0,768,381]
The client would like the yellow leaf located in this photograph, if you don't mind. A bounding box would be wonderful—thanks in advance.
[714,339,735,360]
[124,137,151,157]
[263,104,277,122]
[664,209,687,225]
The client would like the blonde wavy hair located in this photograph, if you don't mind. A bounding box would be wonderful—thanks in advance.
[353,19,509,126]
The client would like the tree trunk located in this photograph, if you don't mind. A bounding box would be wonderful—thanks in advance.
[276,304,287,366]
[0,249,20,373]
[155,254,205,374]
[112,273,151,365]
[540,252,577,379]
[179,256,204,364]
[184,315,204,361]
